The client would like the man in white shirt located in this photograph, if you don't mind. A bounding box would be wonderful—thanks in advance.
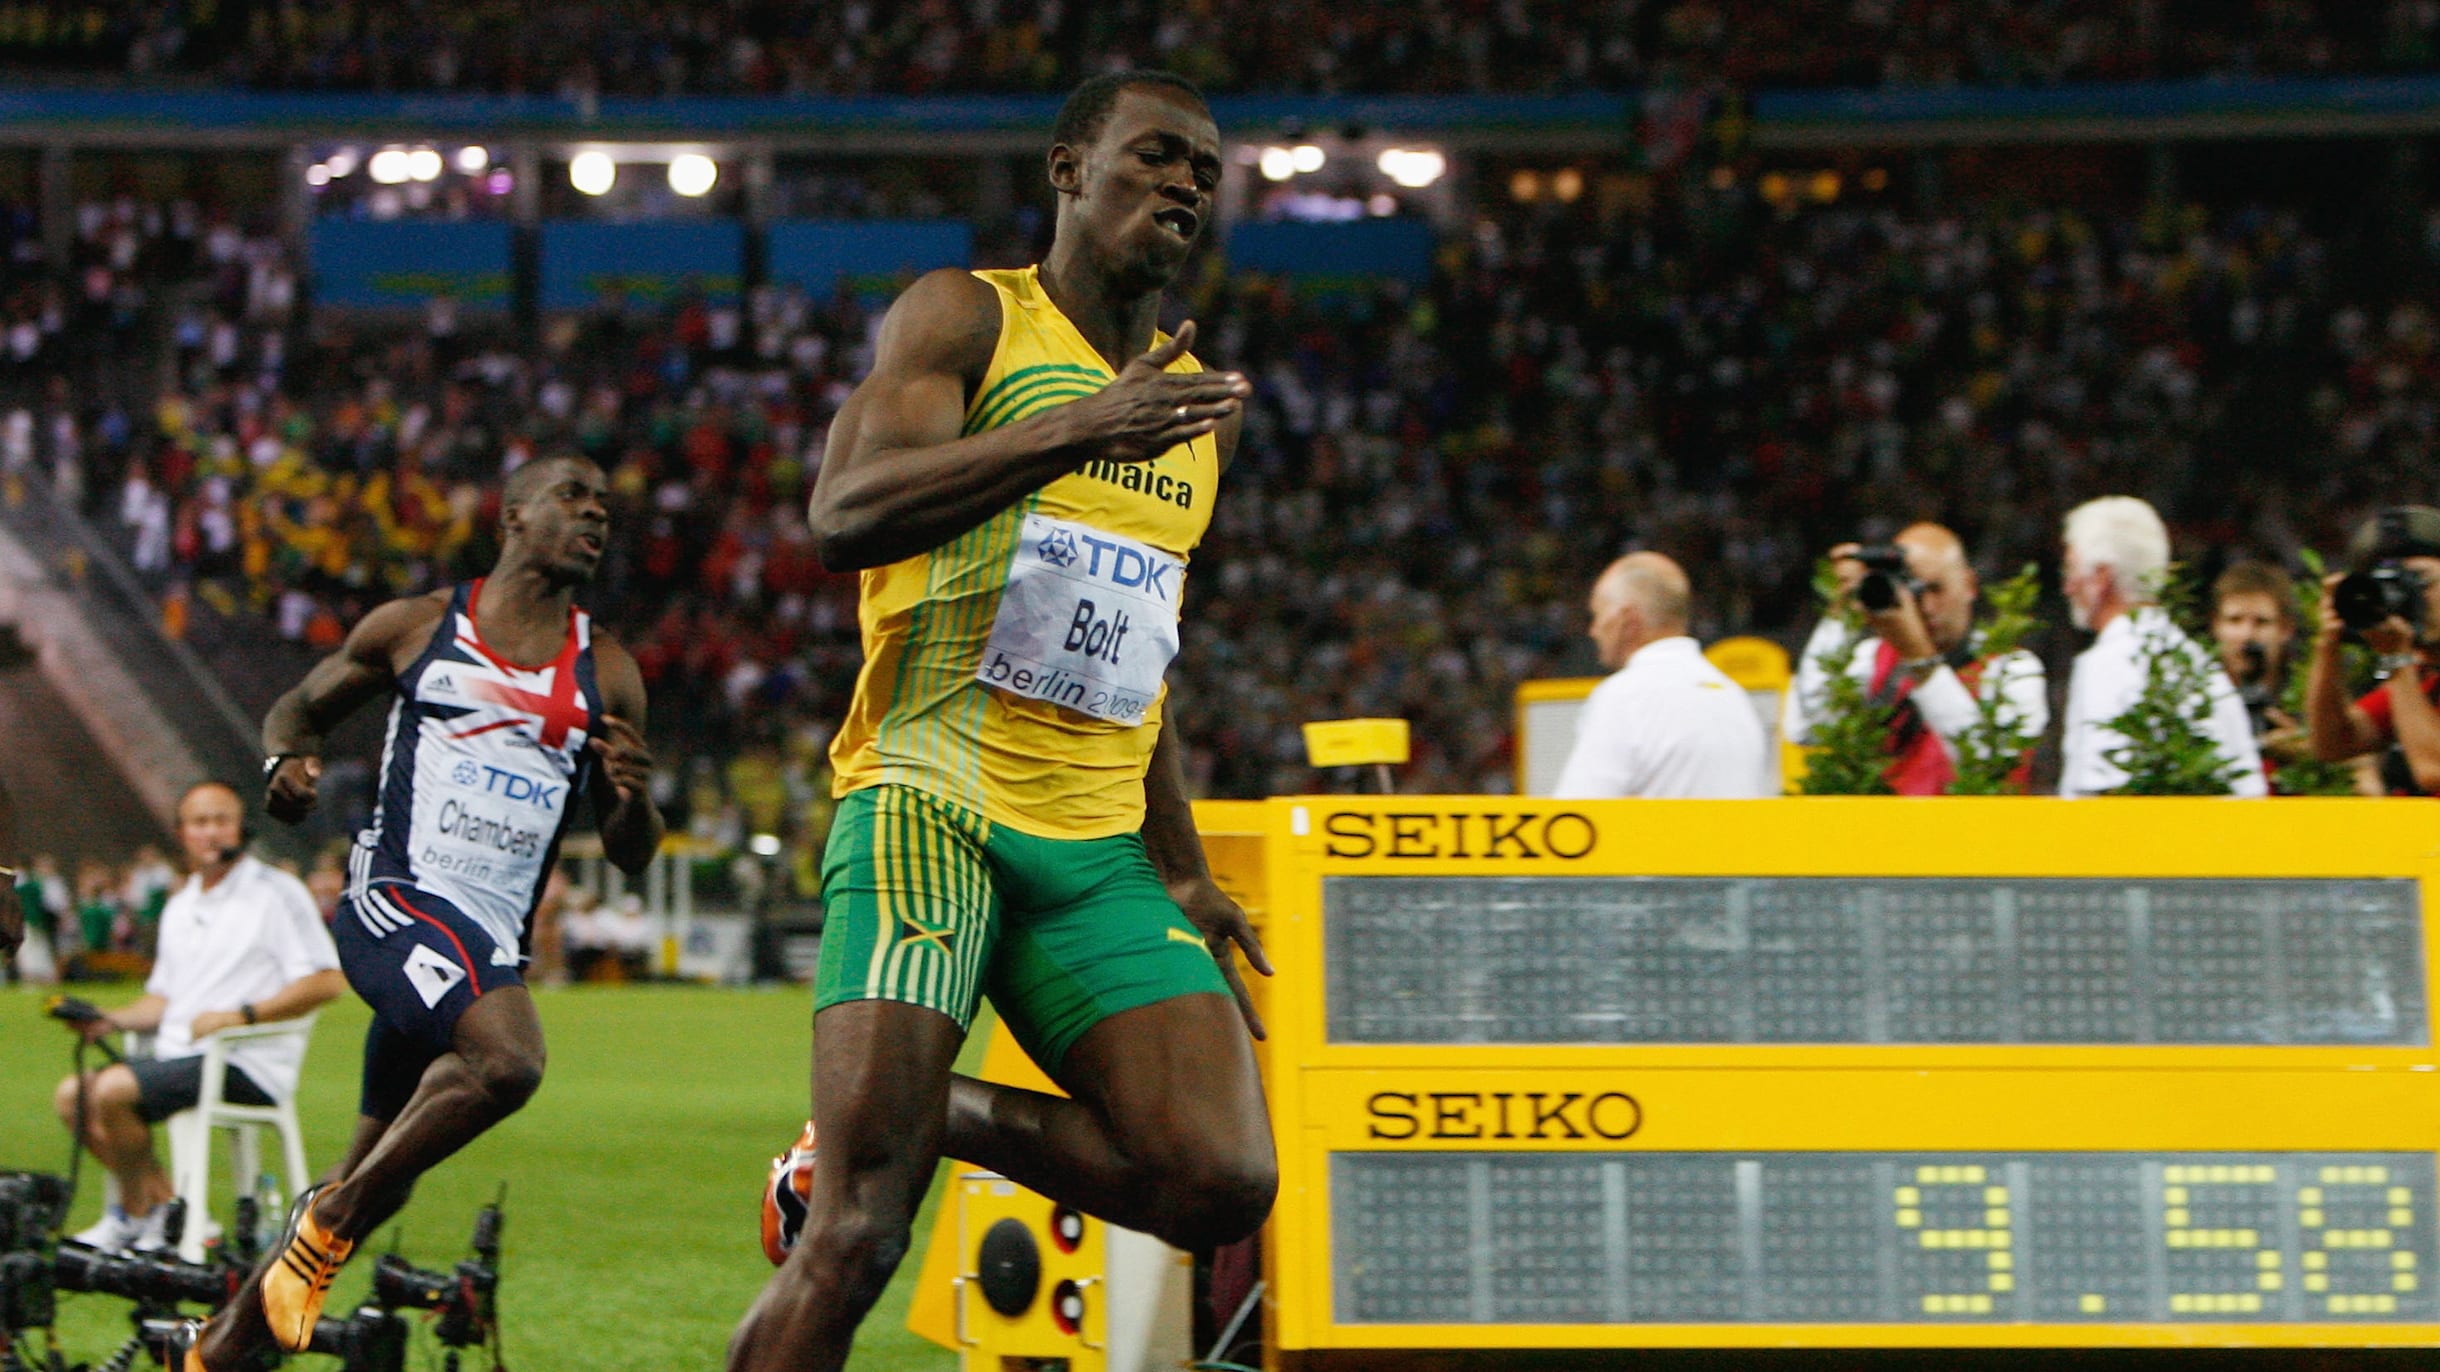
[1554,552,1768,798]
[51,782,344,1252]
[2058,496,2267,797]
[1784,523,2050,794]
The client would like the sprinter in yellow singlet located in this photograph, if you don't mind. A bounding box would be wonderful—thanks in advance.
[729,72,1273,1371]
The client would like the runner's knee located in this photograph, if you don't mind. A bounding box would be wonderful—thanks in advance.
[466,1042,544,1113]
[799,1204,913,1309]
[1155,1143,1276,1250]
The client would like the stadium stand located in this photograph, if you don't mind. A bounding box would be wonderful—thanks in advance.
[0,171,2414,838]
[2,0,2439,95]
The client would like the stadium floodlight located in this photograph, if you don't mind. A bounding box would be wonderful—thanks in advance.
[570,151,616,196]
[1376,147,1446,189]
[749,833,782,857]
[1258,146,1296,181]
[455,145,490,174]
[368,149,412,185]
[324,147,359,178]
[305,165,331,187]
[1291,144,1326,173]
[405,148,444,182]
[668,153,719,197]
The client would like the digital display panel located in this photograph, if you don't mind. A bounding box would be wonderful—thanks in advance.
[1331,1152,2438,1326]
[1324,877,2427,1046]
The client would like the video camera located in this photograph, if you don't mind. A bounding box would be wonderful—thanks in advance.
[0,1172,70,1335]
[1848,543,1926,614]
[0,1169,504,1372]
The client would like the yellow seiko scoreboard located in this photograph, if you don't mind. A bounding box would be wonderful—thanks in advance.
[1243,795,2440,1352]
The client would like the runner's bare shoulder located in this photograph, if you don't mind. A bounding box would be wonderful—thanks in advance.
[872,268,1004,389]
[350,588,456,675]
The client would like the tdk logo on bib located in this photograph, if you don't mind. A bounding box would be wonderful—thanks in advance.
[1072,533,1176,600]
[978,513,1185,726]
[451,760,565,808]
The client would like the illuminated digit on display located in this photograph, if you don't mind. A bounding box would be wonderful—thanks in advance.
[1896,1164,2010,1314]
[2299,1165,2414,1316]
[2161,1164,2277,1315]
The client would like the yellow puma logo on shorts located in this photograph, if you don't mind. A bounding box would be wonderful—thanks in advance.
[1166,927,1206,948]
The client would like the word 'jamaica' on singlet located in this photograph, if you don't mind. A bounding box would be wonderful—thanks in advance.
[354,579,602,960]
[829,264,1221,841]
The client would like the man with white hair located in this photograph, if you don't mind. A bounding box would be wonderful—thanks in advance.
[2058,496,2266,797]
[1554,552,1768,798]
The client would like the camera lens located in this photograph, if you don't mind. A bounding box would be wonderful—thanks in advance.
[1856,570,1899,613]
[2336,569,2411,633]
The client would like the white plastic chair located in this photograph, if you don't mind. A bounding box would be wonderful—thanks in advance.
[117,1018,318,1261]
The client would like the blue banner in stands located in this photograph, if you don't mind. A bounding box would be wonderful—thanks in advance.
[539,220,743,310]
[766,220,972,301]
[1224,219,1435,286]
[310,221,513,311]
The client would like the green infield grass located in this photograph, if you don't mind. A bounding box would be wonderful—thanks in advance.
[0,984,960,1370]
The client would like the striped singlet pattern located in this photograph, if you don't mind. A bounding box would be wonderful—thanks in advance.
[828,264,1220,840]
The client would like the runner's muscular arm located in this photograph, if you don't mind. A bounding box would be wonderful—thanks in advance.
[263,593,450,822]
[587,637,664,877]
[808,269,1249,571]
[1140,414,1270,1039]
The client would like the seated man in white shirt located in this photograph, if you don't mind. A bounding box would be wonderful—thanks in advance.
[2057,496,2268,797]
[1784,523,2050,794]
[51,782,344,1253]
[1554,552,1768,798]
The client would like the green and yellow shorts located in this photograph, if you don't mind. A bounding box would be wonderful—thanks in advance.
[812,784,1229,1073]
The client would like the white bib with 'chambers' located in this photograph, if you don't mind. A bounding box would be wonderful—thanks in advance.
[976,512,1183,726]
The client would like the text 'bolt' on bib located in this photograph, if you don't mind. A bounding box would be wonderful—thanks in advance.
[979,512,1183,726]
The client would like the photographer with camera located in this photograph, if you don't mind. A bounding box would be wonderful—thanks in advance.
[1784,523,2049,794]
[49,782,342,1255]
[2304,507,2440,793]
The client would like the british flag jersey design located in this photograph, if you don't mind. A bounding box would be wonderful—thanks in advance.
[352,579,601,960]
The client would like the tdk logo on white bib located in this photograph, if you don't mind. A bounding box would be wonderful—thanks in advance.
[403,943,467,1008]
[977,512,1183,726]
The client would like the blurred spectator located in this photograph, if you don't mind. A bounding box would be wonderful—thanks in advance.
[12,853,63,984]
[2212,560,2300,744]
[304,851,347,921]
[564,888,654,982]
[27,173,2440,807]
[1553,552,1766,798]
[4,0,2433,96]
[2058,496,2266,797]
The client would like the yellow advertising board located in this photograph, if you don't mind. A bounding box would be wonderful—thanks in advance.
[1248,795,2440,1351]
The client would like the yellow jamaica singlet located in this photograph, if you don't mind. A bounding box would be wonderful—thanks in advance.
[827,265,1220,840]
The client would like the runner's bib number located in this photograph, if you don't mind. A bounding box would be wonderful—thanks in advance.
[976,513,1183,726]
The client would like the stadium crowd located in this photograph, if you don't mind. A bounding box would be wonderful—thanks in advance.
[4,0,2440,95]
[0,174,2415,818]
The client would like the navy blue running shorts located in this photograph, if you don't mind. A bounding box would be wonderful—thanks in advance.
[334,883,525,1120]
